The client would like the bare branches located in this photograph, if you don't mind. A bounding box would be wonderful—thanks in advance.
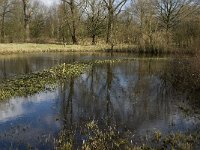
[114,0,127,12]
[156,0,199,31]
[60,0,79,44]
[0,0,15,42]
[84,0,106,44]
[103,0,128,44]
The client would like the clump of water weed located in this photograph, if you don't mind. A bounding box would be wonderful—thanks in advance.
[56,120,200,150]
[137,128,200,150]
[81,121,132,150]
[0,63,91,101]
[0,58,140,101]
[56,121,140,150]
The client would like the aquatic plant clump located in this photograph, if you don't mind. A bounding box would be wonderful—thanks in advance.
[149,131,200,150]
[0,58,139,101]
[56,121,134,150]
[56,121,200,150]
[0,63,91,101]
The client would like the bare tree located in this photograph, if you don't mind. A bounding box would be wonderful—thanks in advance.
[61,0,79,44]
[156,0,199,32]
[103,0,127,45]
[0,0,14,42]
[21,0,30,42]
[21,0,40,42]
[132,0,159,51]
[30,3,48,41]
[84,0,106,44]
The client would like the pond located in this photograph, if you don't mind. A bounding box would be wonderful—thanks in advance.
[0,52,133,80]
[0,53,199,149]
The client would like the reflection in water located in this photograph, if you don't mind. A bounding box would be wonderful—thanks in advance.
[0,92,57,123]
[0,57,199,149]
[0,52,131,80]
[59,60,197,133]
[0,91,61,149]
[0,53,82,79]
[60,77,75,127]
[163,58,200,108]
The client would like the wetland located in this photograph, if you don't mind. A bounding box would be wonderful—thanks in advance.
[0,52,199,149]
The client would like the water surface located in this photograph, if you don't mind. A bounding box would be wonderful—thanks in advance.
[0,52,133,80]
[0,53,199,149]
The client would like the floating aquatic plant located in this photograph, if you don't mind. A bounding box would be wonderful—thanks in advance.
[0,58,141,101]
[0,62,91,101]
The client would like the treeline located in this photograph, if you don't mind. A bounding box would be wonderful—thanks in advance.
[0,0,199,52]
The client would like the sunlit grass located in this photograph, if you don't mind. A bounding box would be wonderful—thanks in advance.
[0,43,195,55]
[0,43,136,54]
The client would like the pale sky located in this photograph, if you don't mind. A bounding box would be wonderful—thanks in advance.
[39,0,59,6]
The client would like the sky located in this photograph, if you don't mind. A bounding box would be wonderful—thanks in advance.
[38,0,131,7]
[39,0,59,6]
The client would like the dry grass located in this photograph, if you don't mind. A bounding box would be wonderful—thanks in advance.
[0,43,195,55]
[0,43,136,54]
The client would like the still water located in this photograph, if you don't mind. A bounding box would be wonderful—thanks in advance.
[0,53,199,149]
[0,52,133,79]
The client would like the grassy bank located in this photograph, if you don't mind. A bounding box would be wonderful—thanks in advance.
[0,43,196,55]
[0,43,137,54]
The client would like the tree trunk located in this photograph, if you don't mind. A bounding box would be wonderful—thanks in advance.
[22,0,30,42]
[70,0,78,44]
[92,34,96,45]
[1,14,5,43]
[71,33,77,44]
[106,11,113,44]
[24,21,30,42]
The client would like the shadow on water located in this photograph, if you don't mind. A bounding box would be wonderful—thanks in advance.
[0,54,199,149]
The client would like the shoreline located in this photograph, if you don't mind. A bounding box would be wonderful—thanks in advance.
[0,43,197,55]
[0,43,135,55]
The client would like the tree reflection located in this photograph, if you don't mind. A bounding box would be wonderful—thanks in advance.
[106,63,113,125]
[57,59,198,136]
[163,58,200,108]
[3,59,6,79]
[60,77,74,128]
